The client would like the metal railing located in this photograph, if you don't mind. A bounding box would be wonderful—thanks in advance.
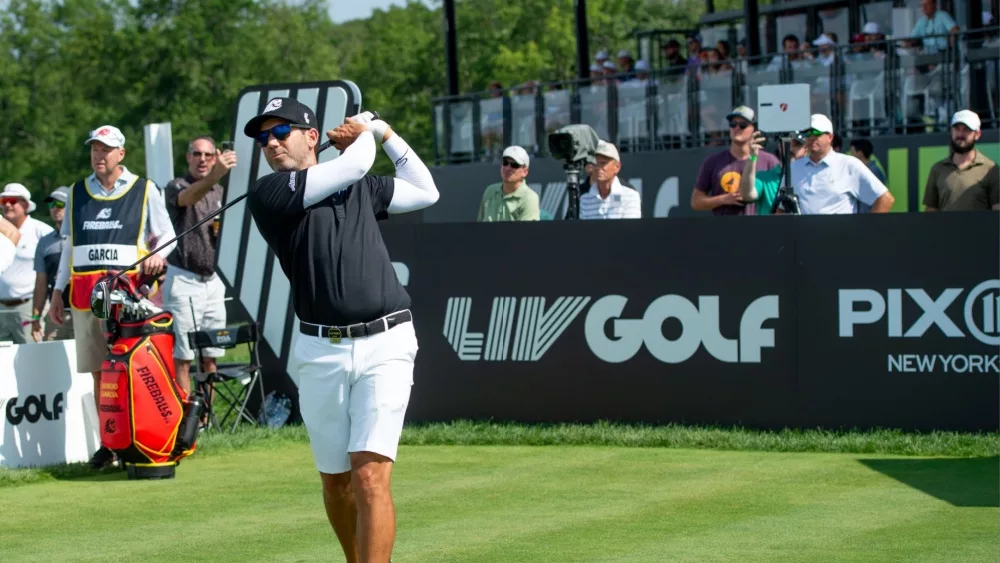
[432,28,1000,164]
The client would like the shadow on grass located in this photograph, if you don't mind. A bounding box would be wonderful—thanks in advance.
[859,456,1000,507]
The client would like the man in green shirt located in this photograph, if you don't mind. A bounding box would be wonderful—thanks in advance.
[738,131,807,215]
[477,146,540,222]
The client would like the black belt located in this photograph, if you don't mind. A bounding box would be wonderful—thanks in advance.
[299,310,412,342]
[0,298,29,307]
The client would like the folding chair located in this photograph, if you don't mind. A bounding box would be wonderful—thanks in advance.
[188,323,266,432]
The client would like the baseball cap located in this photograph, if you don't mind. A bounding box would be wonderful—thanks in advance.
[44,186,69,204]
[951,109,981,131]
[502,146,530,167]
[85,125,125,148]
[862,22,880,35]
[243,97,319,138]
[726,105,756,123]
[595,140,620,162]
[810,114,834,134]
[1,183,37,213]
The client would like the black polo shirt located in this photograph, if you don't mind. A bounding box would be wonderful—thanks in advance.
[246,169,410,326]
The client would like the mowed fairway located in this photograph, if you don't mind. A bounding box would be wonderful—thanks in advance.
[1,443,996,562]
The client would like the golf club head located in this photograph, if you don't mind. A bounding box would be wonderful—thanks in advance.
[90,280,111,320]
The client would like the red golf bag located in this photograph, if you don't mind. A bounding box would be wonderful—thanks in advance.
[93,274,203,480]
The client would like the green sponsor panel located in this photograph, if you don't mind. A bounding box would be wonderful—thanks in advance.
[887,148,909,212]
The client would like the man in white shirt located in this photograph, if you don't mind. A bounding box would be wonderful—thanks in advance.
[0,217,19,275]
[0,183,55,342]
[579,141,642,219]
[791,114,895,214]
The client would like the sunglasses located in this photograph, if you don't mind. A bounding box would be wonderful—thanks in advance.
[804,129,828,137]
[1,197,24,206]
[48,200,66,209]
[256,123,310,147]
[502,159,523,169]
[189,150,216,159]
[729,121,752,130]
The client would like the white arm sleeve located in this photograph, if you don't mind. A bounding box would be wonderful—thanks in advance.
[382,134,439,213]
[146,183,177,258]
[54,190,73,290]
[0,236,14,276]
[303,131,377,208]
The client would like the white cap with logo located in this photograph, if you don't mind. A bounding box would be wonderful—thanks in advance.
[810,114,834,134]
[0,183,37,213]
[951,109,981,131]
[502,146,530,167]
[596,140,620,162]
[85,125,126,148]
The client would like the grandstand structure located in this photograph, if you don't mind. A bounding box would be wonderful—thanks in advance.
[431,0,999,165]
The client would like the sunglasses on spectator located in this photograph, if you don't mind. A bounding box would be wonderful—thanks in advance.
[48,200,66,209]
[729,121,751,130]
[189,150,217,159]
[256,123,310,147]
[1,197,24,206]
[804,129,828,137]
[502,159,523,169]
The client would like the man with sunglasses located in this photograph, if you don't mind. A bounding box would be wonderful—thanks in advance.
[0,183,55,343]
[477,146,540,222]
[691,106,780,216]
[242,97,438,563]
[162,136,238,397]
[790,114,894,214]
[29,187,73,342]
[49,124,177,470]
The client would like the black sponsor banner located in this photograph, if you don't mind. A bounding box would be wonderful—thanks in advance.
[381,211,1000,431]
[426,130,1000,222]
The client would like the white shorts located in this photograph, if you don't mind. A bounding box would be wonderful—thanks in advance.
[161,266,227,361]
[294,317,418,475]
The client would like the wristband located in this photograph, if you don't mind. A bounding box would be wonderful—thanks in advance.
[749,155,758,162]
[31,314,40,321]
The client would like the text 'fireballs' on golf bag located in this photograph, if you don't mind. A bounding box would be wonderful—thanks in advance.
[90,273,203,480]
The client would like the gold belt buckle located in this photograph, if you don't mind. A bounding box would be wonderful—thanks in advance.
[327,326,342,344]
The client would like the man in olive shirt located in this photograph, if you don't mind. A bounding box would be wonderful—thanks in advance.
[924,110,999,211]
[477,145,540,222]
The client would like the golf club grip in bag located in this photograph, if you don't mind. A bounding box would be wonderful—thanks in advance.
[96,275,200,479]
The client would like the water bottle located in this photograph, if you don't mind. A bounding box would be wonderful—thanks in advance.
[174,393,205,455]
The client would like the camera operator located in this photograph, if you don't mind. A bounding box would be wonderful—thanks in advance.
[790,114,894,214]
[0,216,21,275]
[738,131,807,215]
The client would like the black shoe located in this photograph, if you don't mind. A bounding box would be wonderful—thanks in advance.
[89,447,116,470]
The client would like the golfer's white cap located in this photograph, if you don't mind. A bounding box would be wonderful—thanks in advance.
[810,114,834,134]
[85,125,126,148]
[596,140,620,162]
[502,146,530,167]
[951,109,981,131]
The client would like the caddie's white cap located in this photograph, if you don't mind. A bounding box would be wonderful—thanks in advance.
[951,109,981,131]
[0,183,36,213]
[810,114,834,134]
[596,140,620,161]
[85,125,126,148]
[862,22,880,34]
[502,145,530,167]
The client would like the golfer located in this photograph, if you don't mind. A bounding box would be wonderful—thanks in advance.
[242,98,438,563]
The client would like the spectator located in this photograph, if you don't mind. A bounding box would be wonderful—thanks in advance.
[662,39,687,75]
[162,135,237,396]
[767,34,808,71]
[686,34,703,70]
[812,34,837,67]
[477,146,539,222]
[690,106,780,215]
[589,63,605,85]
[849,139,887,183]
[0,183,54,343]
[0,217,19,276]
[738,131,807,215]
[716,39,731,60]
[790,114,895,214]
[923,110,999,211]
[616,49,636,78]
[911,0,959,53]
[595,49,610,65]
[30,186,73,342]
[579,141,641,219]
[602,60,619,81]
[49,125,176,470]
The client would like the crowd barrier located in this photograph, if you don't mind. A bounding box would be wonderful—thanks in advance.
[0,340,101,468]
[228,211,999,432]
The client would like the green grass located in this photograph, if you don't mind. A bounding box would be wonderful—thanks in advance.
[0,440,996,562]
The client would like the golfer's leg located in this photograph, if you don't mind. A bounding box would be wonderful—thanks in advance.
[348,322,418,562]
[294,333,356,561]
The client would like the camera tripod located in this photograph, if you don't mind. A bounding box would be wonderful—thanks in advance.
[770,133,801,215]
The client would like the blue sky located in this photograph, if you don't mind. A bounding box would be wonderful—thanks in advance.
[326,0,435,24]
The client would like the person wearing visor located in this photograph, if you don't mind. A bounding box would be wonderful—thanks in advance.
[477,146,540,222]
[789,114,894,214]
[738,131,808,215]
[30,186,73,342]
